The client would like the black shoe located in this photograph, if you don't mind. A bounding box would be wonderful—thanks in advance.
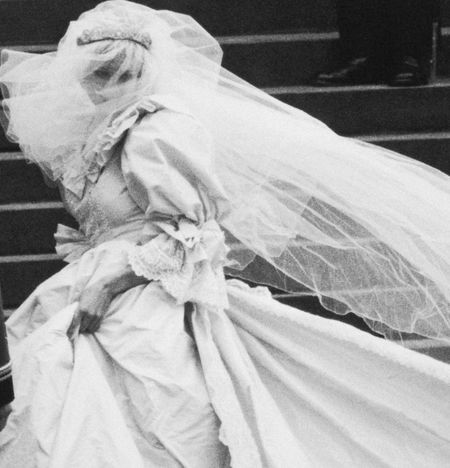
[315,57,386,86]
[388,56,428,87]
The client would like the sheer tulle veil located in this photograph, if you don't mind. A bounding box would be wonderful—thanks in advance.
[1,0,450,343]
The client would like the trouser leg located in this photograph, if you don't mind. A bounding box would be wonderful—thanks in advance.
[389,0,439,68]
[336,0,388,65]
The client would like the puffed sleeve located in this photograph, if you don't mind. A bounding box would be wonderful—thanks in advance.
[121,100,230,308]
[121,103,229,228]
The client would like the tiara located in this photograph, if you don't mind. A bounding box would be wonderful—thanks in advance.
[77,28,152,50]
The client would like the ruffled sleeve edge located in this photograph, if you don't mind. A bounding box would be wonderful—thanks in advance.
[88,97,161,180]
[62,96,162,198]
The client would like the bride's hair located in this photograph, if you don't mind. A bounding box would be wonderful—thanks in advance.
[0,3,159,184]
[78,41,146,88]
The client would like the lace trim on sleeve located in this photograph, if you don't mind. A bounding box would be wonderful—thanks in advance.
[129,218,229,309]
[129,233,185,281]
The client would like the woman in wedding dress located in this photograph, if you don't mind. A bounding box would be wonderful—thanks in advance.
[0,1,449,466]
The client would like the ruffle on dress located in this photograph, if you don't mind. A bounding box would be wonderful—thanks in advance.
[54,224,94,263]
[55,217,230,311]
[61,96,160,198]
[129,217,230,309]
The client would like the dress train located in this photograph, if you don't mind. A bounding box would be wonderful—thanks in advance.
[1,241,449,467]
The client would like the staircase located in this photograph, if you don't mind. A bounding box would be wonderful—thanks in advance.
[1,0,450,361]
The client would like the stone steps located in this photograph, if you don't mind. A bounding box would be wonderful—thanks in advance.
[0,0,337,44]
[401,338,450,363]
[3,80,449,141]
[223,29,450,87]
[0,152,59,203]
[3,38,450,308]
[2,128,448,309]
[6,129,450,187]
[0,202,75,256]
[0,253,64,308]
[2,130,450,206]
[4,28,450,89]
[1,1,450,360]
[271,80,450,135]
[364,132,450,173]
[0,0,448,44]
[2,127,449,265]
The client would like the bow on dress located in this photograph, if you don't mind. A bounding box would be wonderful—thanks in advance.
[54,224,94,263]
[129,217,229,310]
[55,217,230,311]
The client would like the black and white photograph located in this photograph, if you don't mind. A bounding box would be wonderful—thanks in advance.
[0,1,449,466]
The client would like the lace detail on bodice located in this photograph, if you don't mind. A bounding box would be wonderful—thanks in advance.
[63,183,113,244]
[59,146,147,252]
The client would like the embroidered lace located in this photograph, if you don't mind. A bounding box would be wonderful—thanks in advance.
[129,218,229,309]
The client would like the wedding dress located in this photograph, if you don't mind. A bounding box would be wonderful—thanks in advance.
[1,1,450,466]
[1,95,450,468]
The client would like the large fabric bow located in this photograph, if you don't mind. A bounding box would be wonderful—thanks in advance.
[129,217,229,309]
[54,224,93,263]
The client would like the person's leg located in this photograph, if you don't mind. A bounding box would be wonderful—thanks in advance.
[337,0,389,62]
[316,0,390,85]
[388,0,440,85]
[336,0,371,62]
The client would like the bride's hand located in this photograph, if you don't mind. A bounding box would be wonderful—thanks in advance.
[71,280,114,334]
[0,404,12,431]
[67,267,149,337]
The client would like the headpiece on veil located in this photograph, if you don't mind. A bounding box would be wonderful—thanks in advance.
[1,0,450,345]
[77,28,152,50]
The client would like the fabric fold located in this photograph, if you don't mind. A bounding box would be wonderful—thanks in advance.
[3,240,450,467]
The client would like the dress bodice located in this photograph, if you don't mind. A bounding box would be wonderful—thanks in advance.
[54,95,230,309]
[59,149,146,245]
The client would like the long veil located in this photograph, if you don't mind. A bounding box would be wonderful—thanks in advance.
[1,0,450,343]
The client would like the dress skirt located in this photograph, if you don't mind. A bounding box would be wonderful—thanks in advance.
[1,240,450,467]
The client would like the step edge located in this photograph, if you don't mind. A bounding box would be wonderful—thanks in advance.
[0,151,22,161]
[0,32,338,51]
[0,253,60,263]
[0,201,63,211]
[360,131,450,142]
[400,338,450,350]
[2,132,450,165]
[219,26,450,45]
[265,79,450,95]
[217,31,339,45]
[3,26,450,49]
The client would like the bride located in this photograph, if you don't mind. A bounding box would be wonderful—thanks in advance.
[0,1,449,466]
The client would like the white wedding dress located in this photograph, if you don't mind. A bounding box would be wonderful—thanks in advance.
[1,95,450,468]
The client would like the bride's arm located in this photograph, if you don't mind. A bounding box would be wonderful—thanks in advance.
[101,265,150,297]
[73,106,227,335]
[74,265,150,334]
